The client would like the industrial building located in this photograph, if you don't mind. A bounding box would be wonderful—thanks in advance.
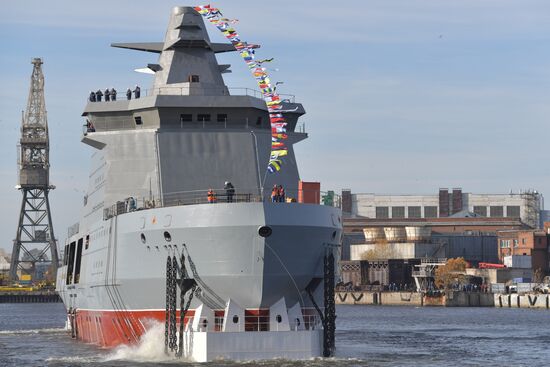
[496,229,549,273]
[341,188,544,229]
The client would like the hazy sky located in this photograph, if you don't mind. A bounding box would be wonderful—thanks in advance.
[1,0,549,252]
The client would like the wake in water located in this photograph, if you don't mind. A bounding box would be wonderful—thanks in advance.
[104,321,192,364]
[0,327,67,335]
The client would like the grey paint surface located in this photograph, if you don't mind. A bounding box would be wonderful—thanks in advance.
[56,5,342,340]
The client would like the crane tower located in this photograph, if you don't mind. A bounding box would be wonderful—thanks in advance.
[9,58,59,281]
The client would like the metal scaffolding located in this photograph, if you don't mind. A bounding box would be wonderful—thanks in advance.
[10,58,59,281]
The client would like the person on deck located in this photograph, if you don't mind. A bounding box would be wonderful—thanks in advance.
[110,87,117,101]
[207,188,217,203]
[96,89,103,102]
[89,91,96,102]
[278,185,285,203]
[224,181,235,203]
[104,88,111,102]
[126,88,132,100]
[134,85,141,99]
[271,185,279,203]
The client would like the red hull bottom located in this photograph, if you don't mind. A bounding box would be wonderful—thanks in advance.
[72,310,196,347]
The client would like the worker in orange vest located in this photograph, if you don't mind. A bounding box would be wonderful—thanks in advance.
[271,185,279,202]
[207,188,217,203]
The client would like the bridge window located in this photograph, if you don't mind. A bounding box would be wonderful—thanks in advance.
[256,116,262,126]
[217,114,227,122]
[198,114,210,122]
[188,75,200,83]
[180,114,192,122]
[134,116,143,125]
[66,241,76,285]
[74,238,84,284]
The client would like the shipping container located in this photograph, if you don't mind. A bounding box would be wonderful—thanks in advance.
[504,255,532,269]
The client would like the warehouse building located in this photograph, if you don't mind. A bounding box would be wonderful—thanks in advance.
[341,188,543,229]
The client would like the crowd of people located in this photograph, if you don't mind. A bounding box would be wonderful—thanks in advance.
[88,86,141,102]
[271,184,286,203]
[206,182,290,204]
[207,181,235,203]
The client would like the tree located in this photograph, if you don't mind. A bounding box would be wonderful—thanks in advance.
[434,257,468,290]
[361,242,394,261]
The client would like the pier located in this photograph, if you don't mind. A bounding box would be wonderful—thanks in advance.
[0,289,61,303]
[335,291,495,307]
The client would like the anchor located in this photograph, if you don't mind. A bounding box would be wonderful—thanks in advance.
[165,251,198,357]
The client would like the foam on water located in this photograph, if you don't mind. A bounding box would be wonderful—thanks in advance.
[0,327,67,335]
[104,321,191,363]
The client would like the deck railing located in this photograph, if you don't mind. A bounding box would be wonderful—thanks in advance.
[87,87,296,103]
[103,188,341,220]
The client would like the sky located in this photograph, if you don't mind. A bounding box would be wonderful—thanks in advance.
[1,0,549,253]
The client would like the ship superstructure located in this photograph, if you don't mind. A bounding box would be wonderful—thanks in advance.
[56,6,341,361]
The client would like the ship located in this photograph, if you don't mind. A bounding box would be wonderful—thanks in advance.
[55,5,342,362]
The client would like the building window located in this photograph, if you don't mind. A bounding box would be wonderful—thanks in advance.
[375,206,389,219]
[473,206,487,217]
[490,206,503,217]
[392,206,405,218]
[188,75,200,83]
[506,206,520,218]
[500,240,510,248]
[522,238,526,245]
[180,114,192,122]
[513,239,518,248]
[197,114,211,122]
[424,206,438,218]
[408,206,421,218]
[217,114,228,123]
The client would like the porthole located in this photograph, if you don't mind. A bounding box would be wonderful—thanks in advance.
[276,315,282,323]
[140,233,146,244]
[232,315,239,324]
[164,231,172,242]
[202,319,208,328]
[258,226,272,238]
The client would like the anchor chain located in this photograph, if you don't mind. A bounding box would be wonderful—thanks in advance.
[165,251,199,358]
[323,250,336,357]
[169,255,178,351]
[177,284,197,357]
[164,256,171,354]
[307,250,336,358]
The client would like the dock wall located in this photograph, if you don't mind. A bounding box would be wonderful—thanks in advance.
[336,291,494,307]
[0,291,61,303]
[494,293,550,309]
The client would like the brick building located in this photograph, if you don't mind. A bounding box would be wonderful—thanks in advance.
[496,230,549,273]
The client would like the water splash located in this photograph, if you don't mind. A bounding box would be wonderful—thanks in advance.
[0,327,66,335]
[104,321,191,363]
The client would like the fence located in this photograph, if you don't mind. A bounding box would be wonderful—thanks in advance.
[103,188,341,220]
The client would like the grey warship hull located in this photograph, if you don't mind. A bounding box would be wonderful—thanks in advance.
[56,5,341,360]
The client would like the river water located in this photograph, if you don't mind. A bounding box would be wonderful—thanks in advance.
[1,303,550,366]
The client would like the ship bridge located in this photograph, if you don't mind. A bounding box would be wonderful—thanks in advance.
[78,6,309,224]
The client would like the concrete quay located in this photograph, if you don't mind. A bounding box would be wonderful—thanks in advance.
[336,291,495,307]
[495,293,550,309]
[0,290,61,303]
